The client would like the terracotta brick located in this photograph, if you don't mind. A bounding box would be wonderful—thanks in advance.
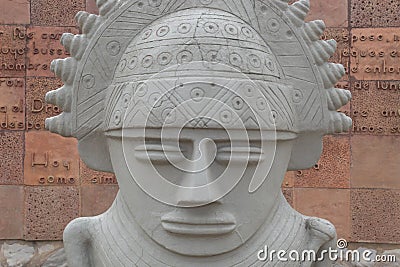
[26,77,63,131]
[294,188,351,240]
[0,25,27,77]
[351,0,400,27]
[350,28,400,81]
[0,0,30,24]
[26,26,78,77]
[24,186,80,240]
[81,185,118,216]
[86,0,99,14]
[282,171,294,188]
[0,78,25,130]
[24,131,80,186]
[351,81,400,136]
[31,0,85,26]
[351,135,400,189]
[0,131,24,185]
[351,189,400,243]
[289,0,348,27]
[282,188,293,207]
[0,186,24,239]
[80,160,117,185]
[294,136,350,189]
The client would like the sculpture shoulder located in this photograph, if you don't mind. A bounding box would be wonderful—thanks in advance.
[305,217,337,267]
[63,217,98,267]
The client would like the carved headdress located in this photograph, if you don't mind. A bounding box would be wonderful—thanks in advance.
[45,0,352,172]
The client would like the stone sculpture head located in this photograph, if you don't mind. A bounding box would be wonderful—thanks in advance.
[45,0,352,259]
[101,8,302,255]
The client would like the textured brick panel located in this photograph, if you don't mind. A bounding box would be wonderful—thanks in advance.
[288,0,348,27]
[351,0,400,27]
[24,131,80,186]
[31,0,85,26]
[350,28,400,81]
[351,189,400,243]
[26,26,77,77]
[0,131,24,185]
[86,0,99,14]
[80,160,117,185]
[0,25,27,77]
[81,185,118,216]
[282,188,293,207]
[282,171,294,188]
[0,0,30,24]
[0,186,24,239]
[0,78,25,130]
[24,186,79,240]
[26,77,63,131]
[351,81,400,136]
[294,188,350,240]
[294,136,350,189]
[308,0,348,27]
[351,136,400,189]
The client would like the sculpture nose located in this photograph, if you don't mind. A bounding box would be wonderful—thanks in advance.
[176,139,218,207]
[176,169,213,206]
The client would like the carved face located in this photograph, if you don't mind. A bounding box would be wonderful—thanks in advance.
[106,125,295,256]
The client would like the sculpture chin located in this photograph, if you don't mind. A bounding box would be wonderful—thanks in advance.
[161,210,237,236]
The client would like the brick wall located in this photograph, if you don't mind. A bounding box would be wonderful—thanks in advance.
[0,0,399,250]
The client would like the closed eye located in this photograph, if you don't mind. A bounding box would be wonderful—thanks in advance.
[135,144,185,163]
[216,147,264,164]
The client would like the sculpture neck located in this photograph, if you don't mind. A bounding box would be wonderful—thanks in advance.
[93,190,314,266]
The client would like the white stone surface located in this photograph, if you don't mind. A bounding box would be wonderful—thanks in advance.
[2,243,34,267]
[41,248,67,267]
[45,0,352,266]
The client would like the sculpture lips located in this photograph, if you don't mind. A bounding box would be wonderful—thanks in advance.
[161,212,236,236]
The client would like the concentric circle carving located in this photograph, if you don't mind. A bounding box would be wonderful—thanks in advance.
[177,50,193,63]
[127,56,138,70]
[157,52,172,66]
[178,23,192,34]
[82,74,95,89]
[106,41,121,56]
[204,22,218,33]
[248,54,262,68]
[225,24,238,35]
[142,55,154,68]
[157,25,170,37]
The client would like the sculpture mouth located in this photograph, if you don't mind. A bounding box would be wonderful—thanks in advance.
[161,212,236,236]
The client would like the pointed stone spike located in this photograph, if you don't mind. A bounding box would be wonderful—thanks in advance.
[326,39,337,50]
[50,58,77,85]
[326,88,352,111]
[45,86,72,112]
[96,0,108,8]
[286,0,310,27]
[310,40,337,65]
[82,14,101,37]
[327,111,352,134]
[45,90,57,106]
[303,20,326,43]
[45,113,73,137]
[69,35,88,60]
[99,0,118,17]
[75,11,90,30]
[319,63,345,88]
[60,33,74,52]
[270,0,289,10]
[293,0,310,10]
